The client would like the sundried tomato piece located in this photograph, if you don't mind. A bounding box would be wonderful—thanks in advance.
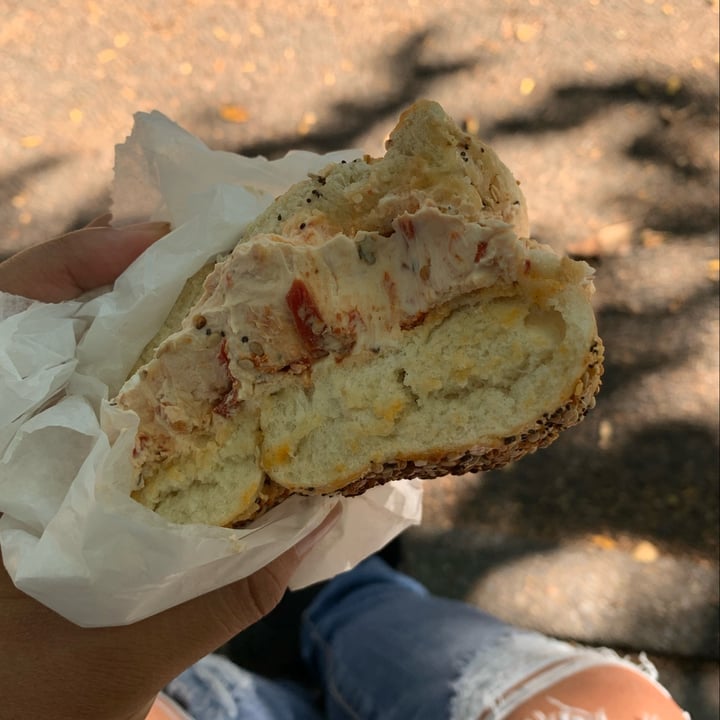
[286,279,330,359]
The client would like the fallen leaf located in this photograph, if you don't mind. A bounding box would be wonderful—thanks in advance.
[641,228,666,248]
[249,22,264,38]
[515,23,540,43]
[97,48,117,64]
[633,540,660,563]
[213,26,228,42]
[86,0,102,25]
[500,16,514,40]
[20,135,43,148]
[598,419,613,449]
[113,32,130,48]
[591,534,617,550]
[463,116,480,135]
[569,220,634,257]
[297,111,318,136]
[665,74,682,95]
[520,77,536,95]
[707,258,720,280]
[219,104,249,123]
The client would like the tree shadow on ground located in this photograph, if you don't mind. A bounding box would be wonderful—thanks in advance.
[595,280,718,398]
[451,419,719,555]
[445,270,718,557]
[231,28,480,158]
[42,28,480,244]
[486,74,719,245]
[484,77,717,139]
[0,155,68,260]
[0,155,67,208]
[2,43,714,554]
[402,508,719,661]
[453,72,718,556]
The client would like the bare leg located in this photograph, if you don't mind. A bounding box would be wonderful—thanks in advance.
[500,663,687,720]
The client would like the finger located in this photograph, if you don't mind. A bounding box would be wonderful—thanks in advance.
[124,505,342,687]
[0,222,170,301]
[61,222,171,294]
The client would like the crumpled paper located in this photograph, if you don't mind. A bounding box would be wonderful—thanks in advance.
[0,111,423,628]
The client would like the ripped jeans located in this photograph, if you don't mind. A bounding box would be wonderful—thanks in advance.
[163,556,664,720]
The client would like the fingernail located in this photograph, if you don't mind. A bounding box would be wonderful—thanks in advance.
[295,504,342,558]
[123,220,172,234]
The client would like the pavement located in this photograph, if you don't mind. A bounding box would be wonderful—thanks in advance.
[1,0,718,716]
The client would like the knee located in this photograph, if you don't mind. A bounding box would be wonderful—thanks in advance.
[499,663,687,720]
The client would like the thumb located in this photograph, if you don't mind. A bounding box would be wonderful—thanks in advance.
[129,504,342,687]
[0,221,171,302]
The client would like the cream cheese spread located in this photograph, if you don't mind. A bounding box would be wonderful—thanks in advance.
[117,206,527,480]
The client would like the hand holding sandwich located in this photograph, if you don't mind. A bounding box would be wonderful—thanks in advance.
[0,221,339,720]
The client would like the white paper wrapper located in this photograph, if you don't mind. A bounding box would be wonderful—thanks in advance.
[0,111,423,628]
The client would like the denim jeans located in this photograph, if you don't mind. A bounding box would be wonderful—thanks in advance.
[164,557,651,720]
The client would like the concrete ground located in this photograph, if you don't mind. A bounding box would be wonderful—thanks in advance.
[1,0,718,716]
